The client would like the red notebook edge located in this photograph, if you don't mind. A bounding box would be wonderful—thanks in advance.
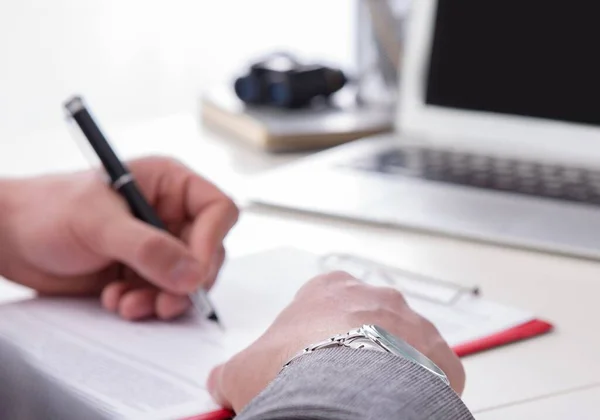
[182,408,235,420]
[452,319,554,358]
[183,319,554,420]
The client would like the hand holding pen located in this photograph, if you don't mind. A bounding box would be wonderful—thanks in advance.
[62,96,238,323]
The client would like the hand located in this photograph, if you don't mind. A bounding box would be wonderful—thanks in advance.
[0,157,238,320]
[207,271,466,413]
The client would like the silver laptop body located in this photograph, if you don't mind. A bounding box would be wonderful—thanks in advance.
[248,0,600,260]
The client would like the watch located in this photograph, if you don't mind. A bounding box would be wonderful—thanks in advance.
[282,324,449,385]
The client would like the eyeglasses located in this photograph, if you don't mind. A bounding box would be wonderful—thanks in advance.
[319,253,480,306]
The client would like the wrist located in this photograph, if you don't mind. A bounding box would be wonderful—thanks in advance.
[282,325,450,387]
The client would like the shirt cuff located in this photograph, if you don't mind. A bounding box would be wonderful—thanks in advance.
[237,346,474,420]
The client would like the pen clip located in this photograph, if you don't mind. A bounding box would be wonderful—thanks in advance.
[64,111,109,184]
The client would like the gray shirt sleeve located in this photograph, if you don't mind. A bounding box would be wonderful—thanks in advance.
[237,347,475,420]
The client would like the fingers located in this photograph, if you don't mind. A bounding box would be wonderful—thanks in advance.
[101,281,134,312]
[155,292,191,320]
[84,215,205,294]
[204,246,226,290]
[187,201,238,278]
[127,157,238,287]
[126,157,235,223]
[173,159,238,275]
[101,281,191,321]
[119,288,160,320]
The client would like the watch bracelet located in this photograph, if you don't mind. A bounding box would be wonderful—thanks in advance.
[281,327,388,371]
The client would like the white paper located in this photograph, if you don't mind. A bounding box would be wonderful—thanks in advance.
[0,247,535,419]
[0,299,226,419]
[406,295,533,347]
[211,247,535,348]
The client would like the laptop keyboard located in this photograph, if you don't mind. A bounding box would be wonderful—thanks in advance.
[346,147,600,206]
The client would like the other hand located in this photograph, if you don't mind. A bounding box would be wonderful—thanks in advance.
[0,156,238,320]
[207,271,466,413]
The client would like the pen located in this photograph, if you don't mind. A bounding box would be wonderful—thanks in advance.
[63,95,221,325]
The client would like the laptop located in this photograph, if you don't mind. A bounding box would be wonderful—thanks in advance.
[247,0,600,259]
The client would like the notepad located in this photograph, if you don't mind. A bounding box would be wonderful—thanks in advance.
[0,247,552,419]
[201,87,393,152]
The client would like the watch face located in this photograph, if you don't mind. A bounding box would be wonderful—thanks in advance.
[365,325,449,385]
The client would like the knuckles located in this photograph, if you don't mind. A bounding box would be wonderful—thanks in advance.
[318,270,359,283]
[298,271,411,317]
[223,198,240,224]
[128,156,183,172]
[377,286,408,306]
[303,270,361,291]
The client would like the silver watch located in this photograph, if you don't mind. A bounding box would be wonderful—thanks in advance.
[282,324,449,385]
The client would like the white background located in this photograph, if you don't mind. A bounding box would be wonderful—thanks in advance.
[0,1,356,139]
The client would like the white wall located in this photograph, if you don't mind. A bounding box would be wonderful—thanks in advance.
[0,0,356,138]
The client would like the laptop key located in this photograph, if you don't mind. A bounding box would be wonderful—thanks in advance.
[345,146,600,207]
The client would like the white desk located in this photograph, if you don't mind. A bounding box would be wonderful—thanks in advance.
[477,385,600,420]
[0,1,597,417]
[1,114,598,419]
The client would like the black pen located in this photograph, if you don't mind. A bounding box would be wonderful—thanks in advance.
[63,95,221,325]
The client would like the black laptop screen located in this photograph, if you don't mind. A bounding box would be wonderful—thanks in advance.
[425,1,600,127]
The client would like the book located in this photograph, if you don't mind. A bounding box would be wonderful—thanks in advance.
[200,87,394,153]
[0,247,552,419]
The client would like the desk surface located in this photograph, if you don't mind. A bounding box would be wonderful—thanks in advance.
[477,385,600,420]
[0,114,598,419]
[0,3,597,416]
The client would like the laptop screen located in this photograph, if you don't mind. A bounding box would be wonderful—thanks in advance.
[425,1,600,127]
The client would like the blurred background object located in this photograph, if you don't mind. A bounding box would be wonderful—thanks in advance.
[356,0,411,107]
[200,50,394,153]
[0,1,358,139]
[0,1,411,155]
[200,0,412,153]
[0,0,372,182]
[247,0,600,262]
[231,52,348,109]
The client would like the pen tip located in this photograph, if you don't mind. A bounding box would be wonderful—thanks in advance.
[208,311,223,328]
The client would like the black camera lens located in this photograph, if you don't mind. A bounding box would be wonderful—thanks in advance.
[234,75,263,104]
[268,81,293,107]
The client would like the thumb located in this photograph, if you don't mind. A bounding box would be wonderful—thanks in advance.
[90,217,206,294]
[207,364,232,410]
